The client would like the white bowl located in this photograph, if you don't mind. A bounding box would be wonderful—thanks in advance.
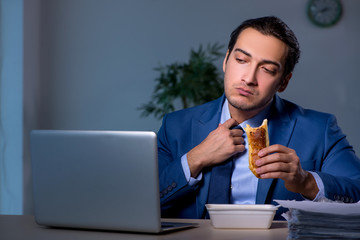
[205,204,278,229]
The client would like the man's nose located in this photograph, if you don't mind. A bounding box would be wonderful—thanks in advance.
[242,65,257,85]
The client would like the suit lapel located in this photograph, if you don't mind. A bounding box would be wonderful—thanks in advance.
[256,95,297,204]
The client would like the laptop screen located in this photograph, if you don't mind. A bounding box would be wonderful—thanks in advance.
[31,130,163,233]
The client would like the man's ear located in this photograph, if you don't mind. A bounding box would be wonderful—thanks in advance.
[223,50,230,73]
[278,72,292,92]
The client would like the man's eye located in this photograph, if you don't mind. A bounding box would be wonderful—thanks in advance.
[236,58,246,63]
[263,67,276,75]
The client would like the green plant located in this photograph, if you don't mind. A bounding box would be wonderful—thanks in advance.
[139,43,225,119]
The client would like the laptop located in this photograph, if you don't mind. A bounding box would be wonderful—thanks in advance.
[30,130,197,233]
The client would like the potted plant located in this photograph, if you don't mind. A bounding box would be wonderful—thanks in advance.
[139,43,224,119]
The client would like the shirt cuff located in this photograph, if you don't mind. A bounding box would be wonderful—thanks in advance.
[304,171,325,201]
[181,153,202,186]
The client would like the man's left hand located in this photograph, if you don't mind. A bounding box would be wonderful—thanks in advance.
[255,144,319,200]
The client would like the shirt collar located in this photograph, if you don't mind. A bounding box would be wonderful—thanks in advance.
[220,98,272,129]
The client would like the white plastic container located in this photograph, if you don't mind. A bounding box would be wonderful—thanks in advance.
[205,204,278,229]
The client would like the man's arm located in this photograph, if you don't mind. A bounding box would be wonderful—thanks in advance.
[157,115,196,209]
[158,116,246,213]
[187,118,245,178]
[254,115,360,202]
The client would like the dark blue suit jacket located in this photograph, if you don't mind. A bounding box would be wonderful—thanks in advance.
[157,95,360,219]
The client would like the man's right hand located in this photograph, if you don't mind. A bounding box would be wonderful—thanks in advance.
[187,118,245,178]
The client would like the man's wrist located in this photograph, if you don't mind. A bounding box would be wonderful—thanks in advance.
[181,154,202,186]
[307,171,325,201]
[187,148,204,178]
[301,171,320,200]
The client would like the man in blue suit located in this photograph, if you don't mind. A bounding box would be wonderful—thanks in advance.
[157,16,360,220]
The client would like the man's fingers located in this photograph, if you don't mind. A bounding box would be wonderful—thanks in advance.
[233,136,245,145]
[221,118,239,129]
[230,129,244,137]
[258,144,290,157]
[235,144,246,153]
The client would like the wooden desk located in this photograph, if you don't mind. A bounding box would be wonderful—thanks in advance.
[0,215,289,240]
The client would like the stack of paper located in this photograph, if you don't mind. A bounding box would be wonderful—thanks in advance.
[275,200,360,240]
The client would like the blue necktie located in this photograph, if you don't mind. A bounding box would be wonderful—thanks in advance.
[207,125,243,205]
[207,158,233,204]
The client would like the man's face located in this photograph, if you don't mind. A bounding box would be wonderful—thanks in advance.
[223,27,291,115]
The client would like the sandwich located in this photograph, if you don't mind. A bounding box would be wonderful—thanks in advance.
[244,119,269,178]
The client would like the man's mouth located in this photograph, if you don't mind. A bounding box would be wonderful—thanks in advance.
[236,87,253,96]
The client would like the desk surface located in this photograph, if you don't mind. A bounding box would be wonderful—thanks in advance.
[0,215,288,240]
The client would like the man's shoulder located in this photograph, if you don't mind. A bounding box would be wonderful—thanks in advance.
[279,96,334,122]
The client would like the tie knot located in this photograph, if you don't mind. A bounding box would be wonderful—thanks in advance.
[231,125,244,132]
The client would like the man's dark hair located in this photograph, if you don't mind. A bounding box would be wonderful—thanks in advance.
[227,16,300,78]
